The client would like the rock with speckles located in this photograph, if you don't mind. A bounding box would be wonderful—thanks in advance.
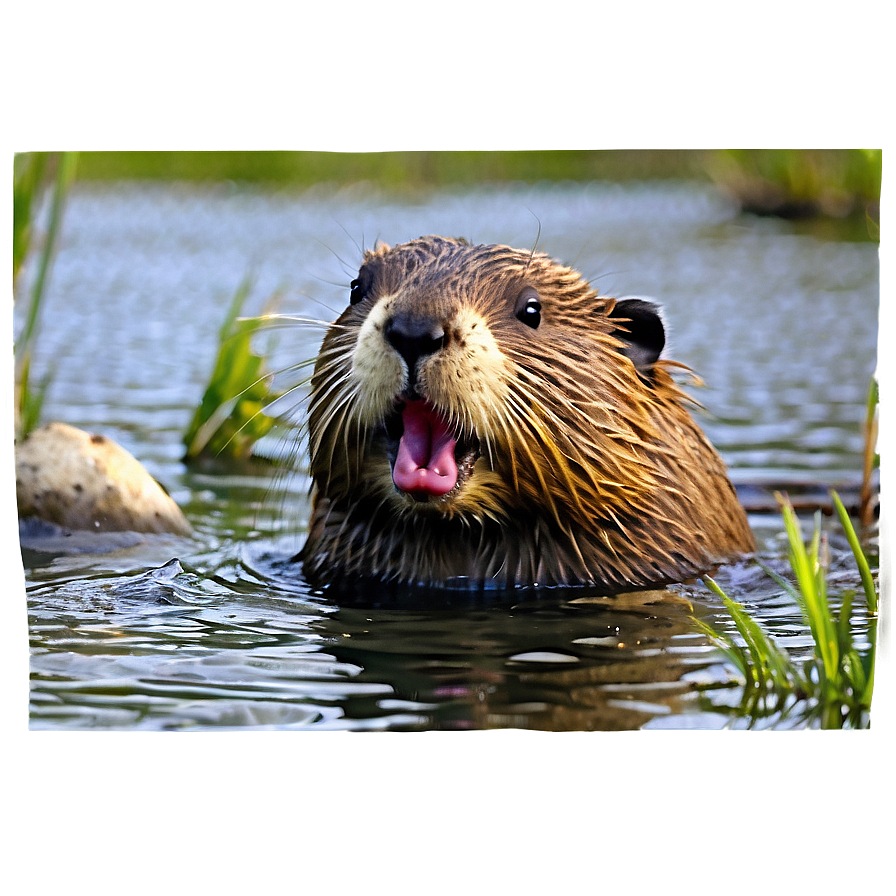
[15,422,192,536]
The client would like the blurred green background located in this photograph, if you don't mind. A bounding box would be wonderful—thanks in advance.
[64,149,881,223]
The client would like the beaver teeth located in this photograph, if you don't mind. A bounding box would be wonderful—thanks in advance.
[385,399,478,501]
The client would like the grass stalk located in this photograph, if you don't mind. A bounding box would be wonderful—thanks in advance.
[778,500,838,687]
[698,491,877,727]
[831,490,878,614]
[700,577,800,703]
[183,276,283,462]
[859,376,879,529]
[14,152,78,441]
[14,154,49,284]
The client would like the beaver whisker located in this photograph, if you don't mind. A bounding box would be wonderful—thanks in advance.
[308,357,352,398]
[307,385,353,444]
[312,358,351,389]
[309,344,354,374]
[310,380,361,474]
[306,348,351,398]
[268,383,314,424]
[480,431,498,474]
[270,360,317,384]
[273,372,310,401]
[254,313,338,330]
[523,215,542,277]
[312,336,355,372]
[312,382,357,448]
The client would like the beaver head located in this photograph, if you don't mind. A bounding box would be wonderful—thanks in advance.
[300,235,754,590]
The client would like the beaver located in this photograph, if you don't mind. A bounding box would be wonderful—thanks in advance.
[300,235,755,591]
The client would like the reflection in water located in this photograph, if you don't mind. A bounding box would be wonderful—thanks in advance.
[28,558,723,730]
[317,587,709,731]
[26,517,874,731]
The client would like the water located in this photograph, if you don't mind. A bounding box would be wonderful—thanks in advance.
[18,180,879,730]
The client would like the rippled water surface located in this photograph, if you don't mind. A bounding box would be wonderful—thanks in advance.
[20,180,879,730]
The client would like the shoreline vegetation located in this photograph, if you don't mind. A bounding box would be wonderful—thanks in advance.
[66,149,881,229]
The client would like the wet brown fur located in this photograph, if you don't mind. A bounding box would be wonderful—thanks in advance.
[300,236,755,590]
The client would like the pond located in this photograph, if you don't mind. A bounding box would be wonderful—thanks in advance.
[18,179,879,730]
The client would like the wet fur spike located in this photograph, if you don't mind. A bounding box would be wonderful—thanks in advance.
[300,235,755,590]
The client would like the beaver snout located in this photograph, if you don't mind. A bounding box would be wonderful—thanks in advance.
[384,312,447,397]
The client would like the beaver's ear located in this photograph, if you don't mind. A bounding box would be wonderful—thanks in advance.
[365,242,391,261]
[607,298,665,381]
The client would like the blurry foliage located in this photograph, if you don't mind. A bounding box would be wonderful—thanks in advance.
[72,149,881,230]
[705,148,880,227]
[14,153,51,284]
[13,152,79,441]
[73,149,709,187]
[182,276,283,463]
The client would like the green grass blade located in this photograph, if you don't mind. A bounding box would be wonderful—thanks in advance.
[14,152,78,441]
[859,584,876,708]
[183,277,283,461]
[14,153,50,285]
[755,559,802,603]
[836,589,855,659]
[860,376,879,528]
[831,490,878,613]
[778,496,839,683]
[703,577,796,694]
[703,579,766,686]
[15,153,78,364]
[692,616,750,681]
[841,648,866,703]
[699,487,877,726]
[19,364,54,439]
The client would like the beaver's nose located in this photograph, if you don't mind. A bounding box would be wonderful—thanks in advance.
[384,313,446,376]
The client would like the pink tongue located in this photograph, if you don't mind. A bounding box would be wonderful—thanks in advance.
[392,400,459,497]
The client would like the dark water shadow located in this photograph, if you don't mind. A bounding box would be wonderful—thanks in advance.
[267,567,723,730]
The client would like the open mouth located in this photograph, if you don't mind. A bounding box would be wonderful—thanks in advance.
[384,399,479,502]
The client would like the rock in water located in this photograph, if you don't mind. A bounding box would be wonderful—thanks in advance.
[15,422,192,536]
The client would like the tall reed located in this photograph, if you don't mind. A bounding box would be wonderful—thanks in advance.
[13,152,79,441]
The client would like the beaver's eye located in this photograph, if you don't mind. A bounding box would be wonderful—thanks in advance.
[515,288,542,329]
[349,278,365,305]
